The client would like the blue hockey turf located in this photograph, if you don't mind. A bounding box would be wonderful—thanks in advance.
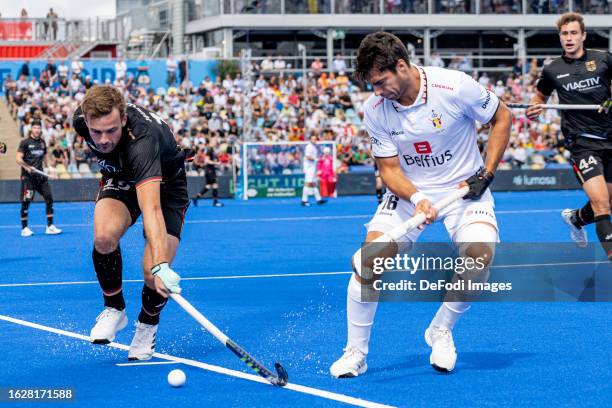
[0,190,610,407]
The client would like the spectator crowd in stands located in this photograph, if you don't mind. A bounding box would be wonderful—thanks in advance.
[2,54,572,181]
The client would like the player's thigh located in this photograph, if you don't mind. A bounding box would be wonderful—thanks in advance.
[570,142,610,211]
[93,198,132,250]
[304,168,317,185]
[444,191,498,265]
[356,193,423,284]
[36,180,53,201]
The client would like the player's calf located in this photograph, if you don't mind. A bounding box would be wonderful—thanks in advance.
[594,214,612,260]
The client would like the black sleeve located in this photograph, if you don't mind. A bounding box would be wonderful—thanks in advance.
[127,133,162,188]
[536,65,554,96]
[17,139,28,154]
[72,107,90,139]
[606,52,612,82]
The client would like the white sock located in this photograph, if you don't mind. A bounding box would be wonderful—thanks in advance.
[313,186,322,201]
[430,302,470,330]
[302,186,310,202]
[346,275,378,355]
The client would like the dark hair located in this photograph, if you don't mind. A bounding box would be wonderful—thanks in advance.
[81,85,126,120]
[355,31,410,83]
[557,12,585,33]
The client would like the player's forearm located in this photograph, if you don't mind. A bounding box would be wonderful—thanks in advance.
[483,108,512,174]
[15,153,28,169]
[142,206,169,265]
[379,164,418,201]
[137,183,169,266]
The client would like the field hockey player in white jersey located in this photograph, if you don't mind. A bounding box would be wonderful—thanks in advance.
[330,32,512,377]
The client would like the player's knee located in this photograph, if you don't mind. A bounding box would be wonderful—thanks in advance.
[455,222,498,268]
[94,233,120,254]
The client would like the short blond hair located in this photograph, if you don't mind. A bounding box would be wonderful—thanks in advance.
[556,12,585,33]
[81,85,126,120]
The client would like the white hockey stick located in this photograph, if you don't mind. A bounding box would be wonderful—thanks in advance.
[506,103,600,110]
[352,186,469,269]
[30,168,51,178]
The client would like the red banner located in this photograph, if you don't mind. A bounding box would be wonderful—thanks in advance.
[0,21,33,41]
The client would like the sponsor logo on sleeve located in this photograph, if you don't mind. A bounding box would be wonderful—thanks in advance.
[370,136,382,146]
[481,91,492,109]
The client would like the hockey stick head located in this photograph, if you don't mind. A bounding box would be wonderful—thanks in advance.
[270,362,288,387]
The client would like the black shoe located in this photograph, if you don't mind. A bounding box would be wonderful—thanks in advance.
[301,201,311,207]
[317,200,327,205]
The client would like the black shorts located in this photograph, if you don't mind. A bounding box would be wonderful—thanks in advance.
[96,174,190,240]
[204,168,217,185]
[21,175,53,202]
[568,137,612,184]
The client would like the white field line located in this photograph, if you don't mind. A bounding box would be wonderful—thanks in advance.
[0,314,394,408]
[0,208,566,229]
[115,361,179,366]
[0,271,352,288]
[0,259,607,289]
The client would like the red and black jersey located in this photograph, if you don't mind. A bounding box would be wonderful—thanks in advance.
[72,103,184,187]
[536,49,612,141]
[17,136,46,177]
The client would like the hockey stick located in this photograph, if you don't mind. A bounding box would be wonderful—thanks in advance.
[170,293,288,387]
[30,168,51,178]
[506,103,600,110]
[353,186,469,268]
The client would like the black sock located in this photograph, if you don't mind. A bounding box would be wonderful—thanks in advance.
[138,284,167,325]
[572,202,595,228]
[20,202,29,228]
[92,247,125,310]
[213,188,218,203]
[45,200,53,226]
[594,214,612,260]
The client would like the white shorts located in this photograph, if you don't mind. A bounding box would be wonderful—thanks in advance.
[366,189,498,244]
[304,168,317,183]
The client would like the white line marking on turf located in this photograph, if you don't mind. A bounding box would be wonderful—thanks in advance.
[0,209,568,229]
[0,314,394,408]
[116,361,179,366]
[0,271,352,288]
[0,259,608,289]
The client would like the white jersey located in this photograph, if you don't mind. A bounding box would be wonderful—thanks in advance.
[365,65,499,193]
[303,142,318,172]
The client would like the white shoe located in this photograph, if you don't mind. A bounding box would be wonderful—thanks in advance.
[425,325,457,372]
[561,209,588,248]
[90,307,128,344]
[329,346,368,378]
[128,321,158,361]
[21,227,34,237]
[45,224,62,235]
